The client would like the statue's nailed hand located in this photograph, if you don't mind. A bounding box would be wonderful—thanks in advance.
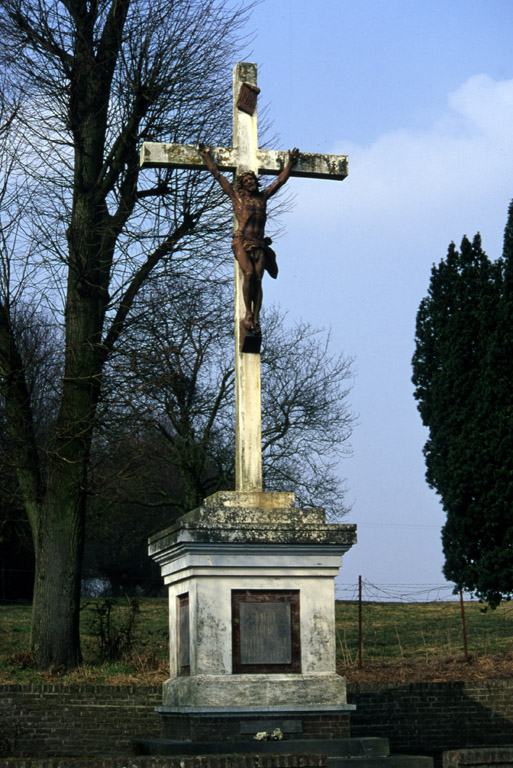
[289,147,300,164]
[198,143,211,157]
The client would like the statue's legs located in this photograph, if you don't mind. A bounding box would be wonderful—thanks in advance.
[233,242,265,331]
[250,249,265,331]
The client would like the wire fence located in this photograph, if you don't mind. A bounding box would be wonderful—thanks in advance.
[4,568,513,668]
[336,580,458,603]
[334,577,513,667]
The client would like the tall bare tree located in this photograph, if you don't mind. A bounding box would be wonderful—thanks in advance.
[0,0,252,668]
[104,274,354,517]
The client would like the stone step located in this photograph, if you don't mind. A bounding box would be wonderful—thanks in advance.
[328,758,433,768]
[133,737,391,758]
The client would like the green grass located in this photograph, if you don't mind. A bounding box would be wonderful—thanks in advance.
[335,599,513,667]
[0,597,169,684]
[2,597,513,683]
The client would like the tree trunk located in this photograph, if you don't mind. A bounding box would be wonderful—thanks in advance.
[31,494,85,668]
[29,278,105,667]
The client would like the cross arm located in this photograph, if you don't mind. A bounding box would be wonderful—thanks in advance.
[257,149,348,181]
[140,142,238,172]
[140,142,348,181]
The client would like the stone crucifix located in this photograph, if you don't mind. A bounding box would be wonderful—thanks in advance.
[140,62,348,494]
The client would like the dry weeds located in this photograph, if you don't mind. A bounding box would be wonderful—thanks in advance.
[340,652,513,685]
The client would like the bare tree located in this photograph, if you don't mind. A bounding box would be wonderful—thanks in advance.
[260,310,354,516]
[105,274,354,518]
[0,304,61,600]
[0,0,253,668]
[101,272,235,511]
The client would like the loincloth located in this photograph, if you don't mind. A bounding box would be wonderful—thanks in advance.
[232,234,278,278]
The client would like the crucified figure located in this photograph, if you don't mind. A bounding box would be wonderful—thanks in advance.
[199,144,299,333]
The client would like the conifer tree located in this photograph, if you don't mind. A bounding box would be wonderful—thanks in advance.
[413,206,513,605]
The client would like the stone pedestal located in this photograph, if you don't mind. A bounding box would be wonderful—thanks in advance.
[148,490,356,740]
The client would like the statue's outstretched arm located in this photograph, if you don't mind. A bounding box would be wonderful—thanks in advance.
[199,144,235,201]
[264,148,300,199]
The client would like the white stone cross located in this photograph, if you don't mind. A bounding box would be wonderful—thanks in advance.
[140,62,348,494]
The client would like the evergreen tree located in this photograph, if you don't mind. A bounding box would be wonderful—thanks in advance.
[412,205,513,605]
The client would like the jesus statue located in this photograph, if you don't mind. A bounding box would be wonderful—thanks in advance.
[199,144,300,334]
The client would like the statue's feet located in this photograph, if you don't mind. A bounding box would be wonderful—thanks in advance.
[243,314,261,335]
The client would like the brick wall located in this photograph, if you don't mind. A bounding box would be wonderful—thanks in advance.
[159,712,350,741]
[0,684,161,758]
[2,681,513,761]
[348,680,513,763]
[0,757,326,768]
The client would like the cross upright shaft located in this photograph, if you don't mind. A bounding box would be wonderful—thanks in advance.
[232,62,262,491]
[140,62,348,494]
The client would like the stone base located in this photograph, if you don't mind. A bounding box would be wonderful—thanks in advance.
[161,673,354,710]
[134,736,433,768]
[155,710,352,742]
[444,749,513,768]
[148,491,358,750]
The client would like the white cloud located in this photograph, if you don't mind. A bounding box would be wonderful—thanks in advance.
[292,74,513,251]
[448,74,513,142]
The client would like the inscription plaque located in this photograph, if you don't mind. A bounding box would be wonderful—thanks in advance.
[240,602,292,664]
[177,593,190,675]
[236,81,260,115]
[232,590,301,674]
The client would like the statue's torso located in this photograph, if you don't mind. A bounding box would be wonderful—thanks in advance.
[234,191,266,240]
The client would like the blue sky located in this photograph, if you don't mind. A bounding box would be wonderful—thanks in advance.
[236,0,513,594]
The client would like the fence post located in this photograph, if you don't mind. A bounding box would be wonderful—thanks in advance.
[358,575,363,668]
[460,589,468,661]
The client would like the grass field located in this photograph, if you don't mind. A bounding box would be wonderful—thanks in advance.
[336,599,513,663]
[0,597,170,685]
[1,597,513,685]
[335,599,513,683]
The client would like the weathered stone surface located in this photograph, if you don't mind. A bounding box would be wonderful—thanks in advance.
[137,733,355,752]
[160,672,354,710]
[443,749,513,768]
[232,62,262,489]
[150,521,356,550]
[204,490,296,509]
[149,488,356,712]
[140,142,348,181]
[148,501,356,556]
[327,757,433,768]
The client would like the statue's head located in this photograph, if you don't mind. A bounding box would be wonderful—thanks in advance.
[236,171,259,192]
